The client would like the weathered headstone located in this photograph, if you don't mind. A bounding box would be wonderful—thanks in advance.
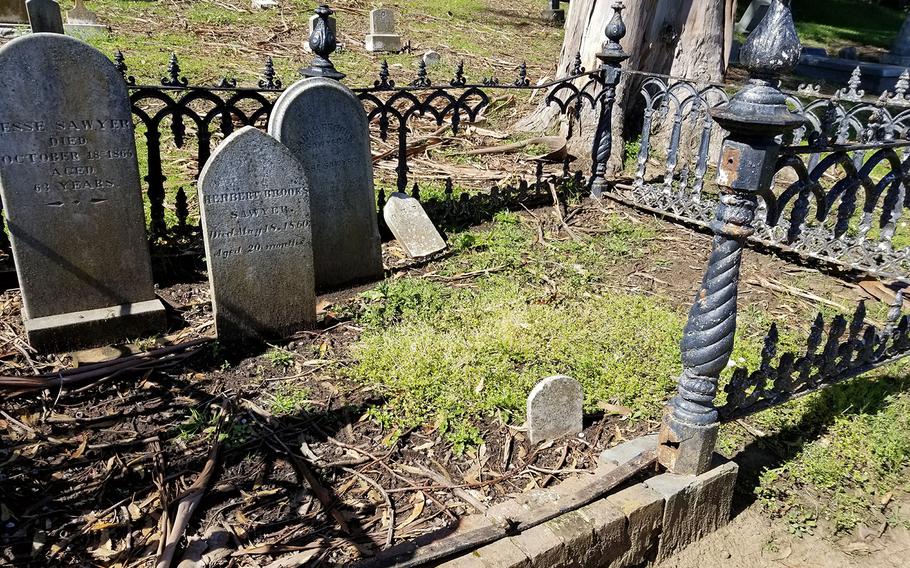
[0,34,165,351]
[65,0,107,40]
[198,126,315,344]
[734,0,770,35]
[365,7,401,53]
[527,375,583,443]
[383,193,446,258]
[268,77,383,292]
[422,50,441,67]
[26,0,62,33]
[0,0,28,24]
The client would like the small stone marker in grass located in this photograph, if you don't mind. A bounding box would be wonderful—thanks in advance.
[268,77,383,292]
[527,375,584,443]
[0,33,165,351]
[198,126,316,345]
[26,0,62,33]
[365,7,401,53]
[382,192,446,258]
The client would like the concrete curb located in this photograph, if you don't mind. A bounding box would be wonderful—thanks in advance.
[437,435,737,568]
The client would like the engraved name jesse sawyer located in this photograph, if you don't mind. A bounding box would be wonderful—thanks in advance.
[0,119,136,195]
[204,187,310,259]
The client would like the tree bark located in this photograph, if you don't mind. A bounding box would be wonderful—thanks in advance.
[518,0,734,175]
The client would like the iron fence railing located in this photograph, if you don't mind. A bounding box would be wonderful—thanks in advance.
[611,65,910,282]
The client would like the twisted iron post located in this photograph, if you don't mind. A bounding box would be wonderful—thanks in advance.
[590,2,628,199]
[657,0,805,475]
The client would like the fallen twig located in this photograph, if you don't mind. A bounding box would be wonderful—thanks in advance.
[156,401,227,568]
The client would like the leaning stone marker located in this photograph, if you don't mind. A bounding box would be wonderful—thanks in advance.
[383,192,446,258]
[268,77,383,292]
[198,126,316,344]
[0,34,165,351]
[26,0,62,33]
[527,375,584,443]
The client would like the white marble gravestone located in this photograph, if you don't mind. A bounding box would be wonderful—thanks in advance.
[198,126,316,344]
[527,375,584,443]
[0,34,165,351]
[382,192,446,258]
[268,77,383,292]
[365,8,401,52]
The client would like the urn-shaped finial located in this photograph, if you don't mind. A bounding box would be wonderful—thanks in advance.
[738,0,801,80]
[300,4,345,80]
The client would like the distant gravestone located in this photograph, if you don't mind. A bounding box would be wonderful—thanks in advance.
[383,193,446,258]
[883,13,910,66]
[26,0,62,33]
[734,0,770,35]
[422,50,441,66]
[65,0,107,40]
[365,7,401,53]
[198,126,315,344]
[527,375,583,443]
[0,0,28,24]
[268,77,383,292]
[0,34,165,351]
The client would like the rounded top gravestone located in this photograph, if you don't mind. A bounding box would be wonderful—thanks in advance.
[268,77,383,292]
[0,33,165,351]
[197,126,316,344]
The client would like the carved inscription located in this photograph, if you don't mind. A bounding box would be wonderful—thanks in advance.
[203,186,311,260]
[0,117,135,206]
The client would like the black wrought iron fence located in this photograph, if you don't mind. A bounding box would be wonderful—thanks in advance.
[0,40,603,270]
[610,66,910,282]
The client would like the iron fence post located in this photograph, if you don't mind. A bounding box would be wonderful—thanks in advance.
[300,4,345,80]
[590,2,628,199]
[656,0,805,475]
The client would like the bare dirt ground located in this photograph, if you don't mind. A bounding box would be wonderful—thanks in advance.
[656,501,910,568]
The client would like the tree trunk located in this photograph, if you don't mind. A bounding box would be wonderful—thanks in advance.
[518,0,734,175]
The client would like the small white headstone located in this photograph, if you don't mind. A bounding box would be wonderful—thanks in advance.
[251,0,278,10]
[382,192,446,258]
[527,375,583,444]
[422,50,441,66]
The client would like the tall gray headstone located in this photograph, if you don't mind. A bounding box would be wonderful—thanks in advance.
[382,192,446,258]
[268,77,383,292]
[0,1,28,24]
[26,0,62,33]
[0,34,165,351]
[365,8,401,53]
[198,126,316,344]
[527,375,584,443]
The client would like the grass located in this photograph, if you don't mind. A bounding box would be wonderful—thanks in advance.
[342,210,776,451]
[789,0,905,50]
[754,365,910,533]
